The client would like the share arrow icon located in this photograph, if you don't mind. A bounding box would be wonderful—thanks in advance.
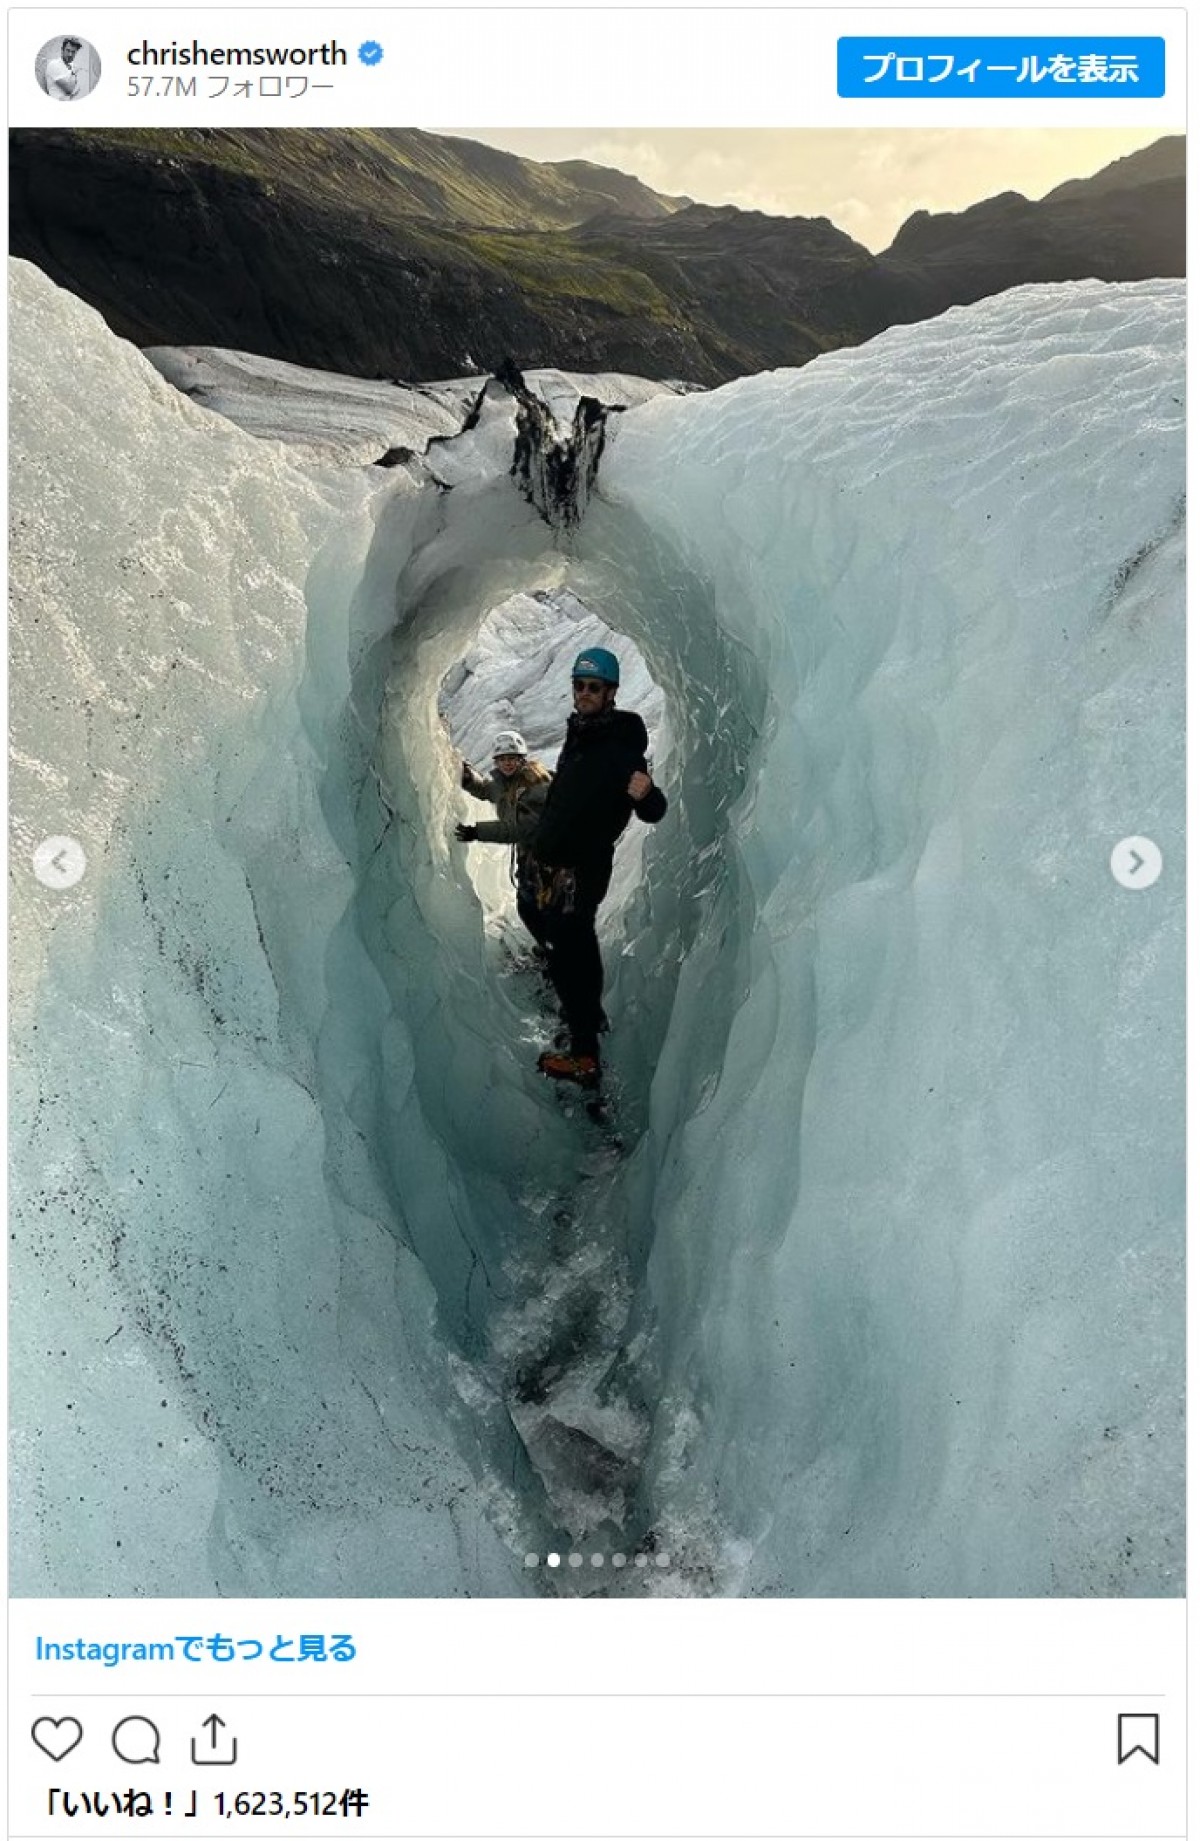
[191,1713,237,1766]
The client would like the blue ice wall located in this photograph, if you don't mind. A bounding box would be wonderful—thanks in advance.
[11,259,1183,1597]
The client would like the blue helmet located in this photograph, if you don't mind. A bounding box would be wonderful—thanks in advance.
[571,647,620,685]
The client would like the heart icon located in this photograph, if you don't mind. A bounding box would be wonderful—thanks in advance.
[32,1717,83,1761]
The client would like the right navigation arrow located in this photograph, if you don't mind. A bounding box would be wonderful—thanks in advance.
[1110,835,1163,891]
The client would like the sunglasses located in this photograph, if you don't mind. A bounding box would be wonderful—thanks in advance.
[572,678,608,693]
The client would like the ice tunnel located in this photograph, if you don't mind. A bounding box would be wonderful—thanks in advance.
[438,586,664,931]
[10,257,1184,1599]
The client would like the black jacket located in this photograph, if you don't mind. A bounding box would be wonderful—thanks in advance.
[531,707,667,899]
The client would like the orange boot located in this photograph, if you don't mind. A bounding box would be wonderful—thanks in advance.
[537,1049,600,1087]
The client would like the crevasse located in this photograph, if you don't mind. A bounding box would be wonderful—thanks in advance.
[10,258,1183,1598]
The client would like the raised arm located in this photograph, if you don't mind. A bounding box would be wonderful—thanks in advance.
[461,761,499,805]
[628,767,667,824]
[471,778,551,844]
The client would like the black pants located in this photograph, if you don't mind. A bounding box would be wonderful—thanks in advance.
[538,904,606,1057]
[526,863,611,1059]
[516,895,554,952]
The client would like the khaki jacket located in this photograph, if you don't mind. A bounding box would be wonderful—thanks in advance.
[463,760,553,846]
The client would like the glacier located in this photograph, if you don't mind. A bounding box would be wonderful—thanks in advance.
[10,256,1183,1597]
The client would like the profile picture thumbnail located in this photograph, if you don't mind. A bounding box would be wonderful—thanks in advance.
[36,36,101,102]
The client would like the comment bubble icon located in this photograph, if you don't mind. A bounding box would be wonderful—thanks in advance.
[112,1716,161,1764]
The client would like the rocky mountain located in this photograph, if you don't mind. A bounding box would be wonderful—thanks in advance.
[1042,134,1183,201]
[876,136,1184,317]
[8,127,1184,387]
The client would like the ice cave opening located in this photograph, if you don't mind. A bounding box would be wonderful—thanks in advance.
[328,497,768,1565]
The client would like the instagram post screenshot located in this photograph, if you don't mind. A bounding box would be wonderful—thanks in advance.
[6,7,1188,1838]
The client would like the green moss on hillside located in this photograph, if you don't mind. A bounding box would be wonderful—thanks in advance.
[458,229,683,320]
[63,127,681,232]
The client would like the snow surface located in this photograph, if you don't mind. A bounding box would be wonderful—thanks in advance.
[144,346,681,465]
[11,256,1182,1597]
[10,262,532,1596]
[593,280,1184,1594]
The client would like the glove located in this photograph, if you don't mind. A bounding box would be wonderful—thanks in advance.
[454,823,478,843]
[460,760,475,789]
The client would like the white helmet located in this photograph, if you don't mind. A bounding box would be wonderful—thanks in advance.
[492,729,527,757]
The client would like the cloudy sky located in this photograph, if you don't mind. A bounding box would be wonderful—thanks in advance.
[454,129,1176,251]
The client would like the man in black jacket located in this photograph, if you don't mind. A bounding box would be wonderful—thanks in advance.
[530,647,667,1086]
